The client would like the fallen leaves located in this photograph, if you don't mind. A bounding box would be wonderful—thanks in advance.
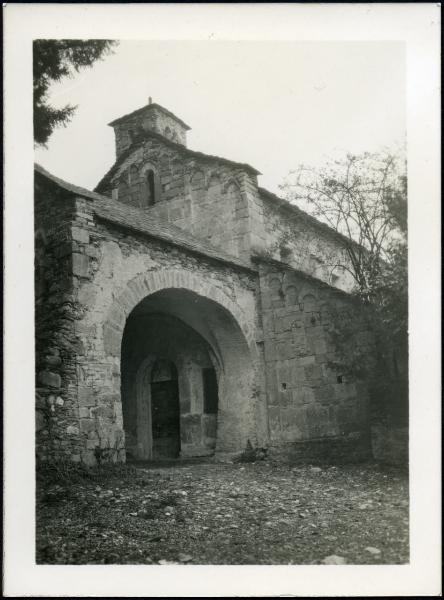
[36,461,409,565]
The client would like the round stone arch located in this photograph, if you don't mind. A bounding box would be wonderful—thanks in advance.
[103,269,259,456]
[138,162,162,206]
[139,161,159,178]
[222,176,242,195]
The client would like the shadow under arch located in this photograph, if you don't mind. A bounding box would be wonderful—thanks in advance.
[104,270,258,459]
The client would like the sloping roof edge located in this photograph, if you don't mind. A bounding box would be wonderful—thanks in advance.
[95,130,261,193]
[258,186,359,250]
[251,253,356,301]
[35,163,110,203]
[34,163,257,274]
[108,103,191,130]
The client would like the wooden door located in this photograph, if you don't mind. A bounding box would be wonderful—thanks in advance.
[151,367,180,459]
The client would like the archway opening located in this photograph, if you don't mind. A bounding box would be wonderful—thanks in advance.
[120,287,255,461]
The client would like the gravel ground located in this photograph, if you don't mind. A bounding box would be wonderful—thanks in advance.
[36,460,409,565]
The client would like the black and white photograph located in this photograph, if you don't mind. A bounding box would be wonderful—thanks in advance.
[3,3,441,597]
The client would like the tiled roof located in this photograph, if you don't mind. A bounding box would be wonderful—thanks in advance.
[108,102,191,130]
[94,129,260,193]
[34,164,257,273]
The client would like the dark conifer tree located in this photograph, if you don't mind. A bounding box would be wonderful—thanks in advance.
[33,39,117,146]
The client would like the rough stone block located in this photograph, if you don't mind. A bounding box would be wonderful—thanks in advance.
[302,386,315,404]
[304,364,323,382]
[278,389,293,407]
[81,450,96,466]
[268,406,281,439]
[299,355,316,367]
[280,408,302,438]
[90,405,113,418]
[290,364,305,386]
[39,370,61,388]
[264,340,277,363]
[262,312,275,335]
[202,414,217,439]
[291,388,304,405]
[103,324,122,357]
[85,245,100,259]
[80,419,96,434]
[181,414,202,444]
[78,283,97,307]
[78,387,96,407]
[72,253,89,278]
[54,241,75,258]
[45,354,62,367]
[72,226,90,244]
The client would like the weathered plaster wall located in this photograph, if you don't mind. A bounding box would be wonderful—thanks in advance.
[260,196,356,293]
[121,313,217,459]
[258,260,372,461]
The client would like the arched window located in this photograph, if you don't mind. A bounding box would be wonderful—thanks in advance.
[164,126,172,139]
[118,178,129,203]
[142,166,161,207]
[146,169,156,206]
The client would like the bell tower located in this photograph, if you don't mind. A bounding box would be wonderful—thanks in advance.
[108,98,191,158]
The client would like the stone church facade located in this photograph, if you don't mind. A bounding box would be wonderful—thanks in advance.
[35,101,373,466]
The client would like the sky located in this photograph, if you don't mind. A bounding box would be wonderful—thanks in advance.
[35,40,406,195]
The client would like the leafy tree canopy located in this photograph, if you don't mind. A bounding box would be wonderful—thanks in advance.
[33,39,117,146]
[280,150,408,423]
[280,150,407,301]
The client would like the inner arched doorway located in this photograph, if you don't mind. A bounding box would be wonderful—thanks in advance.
[150,359,180,459]
[118,285,256,461]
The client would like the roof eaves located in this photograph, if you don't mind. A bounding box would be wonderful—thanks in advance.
[35,163,110,203]
[108,103,192,130]
[258,186,358,249]
[34,163,257,275]
[95,130,261,193]
[95,211,257,274]
[251,253,355,301]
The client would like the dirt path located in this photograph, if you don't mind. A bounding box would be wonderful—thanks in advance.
[37,461,409,565]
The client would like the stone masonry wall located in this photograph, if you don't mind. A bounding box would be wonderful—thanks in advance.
[99,137,265,263]
[121,313,217,459]
[113,107,187,158]
[258,259,372,462]
[35,176,96,462]
[35,169,376,466]
[52,193,263,464]
[261,196,356,293]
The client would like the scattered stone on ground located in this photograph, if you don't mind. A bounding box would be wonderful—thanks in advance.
[36,461,409,565]
[322,555,347,565]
